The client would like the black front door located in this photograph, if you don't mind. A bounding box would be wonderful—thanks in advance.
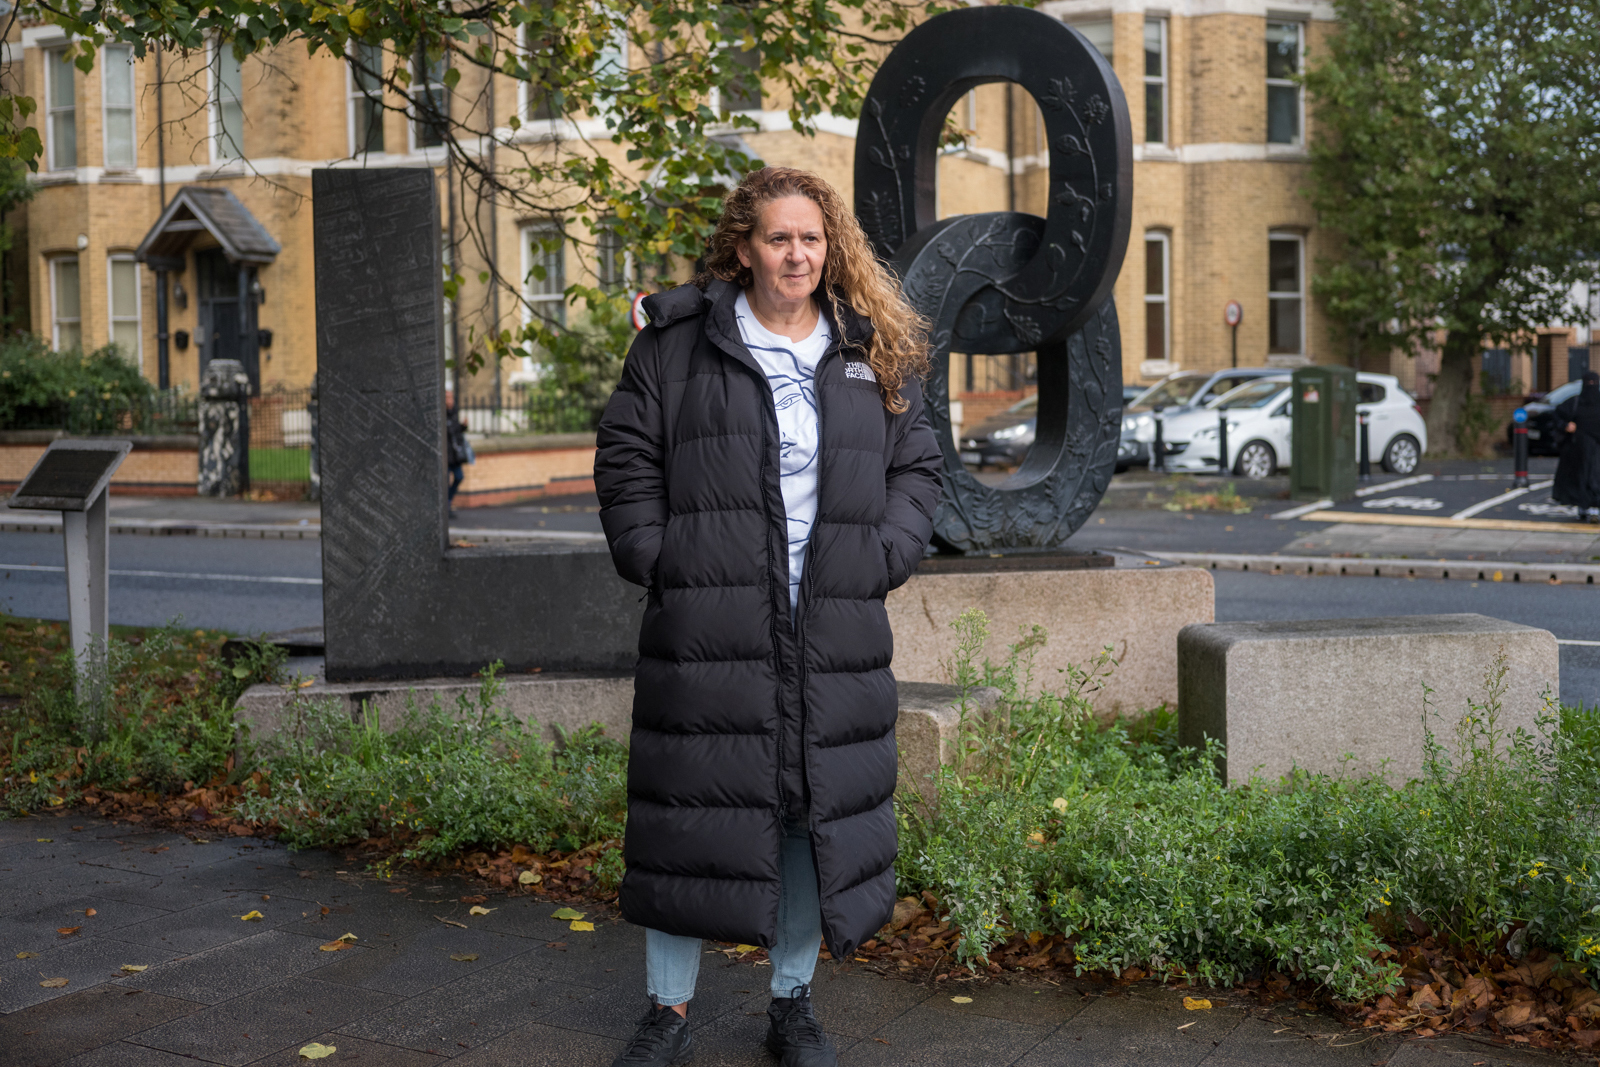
[196,249,258,392]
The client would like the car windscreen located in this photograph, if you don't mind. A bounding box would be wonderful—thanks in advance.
[1544,381,1582,406]
[1004,395,1038,416]
[1210,379,1289,410]
[1130,376,1206,410]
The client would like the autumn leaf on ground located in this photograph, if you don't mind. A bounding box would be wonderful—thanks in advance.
[57,926,81,937]
[1184,997,1212,1010]
[450,953,479,962]
[319,939,352,952]
[570,921,595,932]
[551,908,585,920]
[951,996,973,1004]
[120,964,147,973]
[469,906,494,916]
[239,910,264,922]
[434,916,467,929]
[39,977,68,988]
[460,895,487,905]
[518,871,541,885]
[84,908,96,917]
[16,951,38,959]
[734,945,760,954]
[298,1042,337,1059]
[36,838,51,843]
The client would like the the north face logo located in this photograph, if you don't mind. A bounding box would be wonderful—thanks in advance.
[844,362,877,383]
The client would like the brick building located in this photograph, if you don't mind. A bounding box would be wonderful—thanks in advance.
[1,0,1410,421]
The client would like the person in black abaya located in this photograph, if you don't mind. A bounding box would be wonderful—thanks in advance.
[1552,371,1600,523]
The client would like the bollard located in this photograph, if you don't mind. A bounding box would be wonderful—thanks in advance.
[1217,412,1230,475]
[1358,411,1372,482]
[1512,408,1529,488]
[1152,409,1166,472]
[198,359,251,497]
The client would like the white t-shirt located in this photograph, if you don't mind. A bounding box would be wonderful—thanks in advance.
[733,290,832,617]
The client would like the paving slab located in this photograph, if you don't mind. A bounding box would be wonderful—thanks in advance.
[1012,989,1247,1067]
[0,938,184,1013]
[128,977,400,1066]
[119,929,344,1005]
[840,998,1052,1065]
[303,922,540,996]
[109,895,316,957]
[1201,1013,1399,1064]
[331,962,558,1054]
[0,985,200,1067]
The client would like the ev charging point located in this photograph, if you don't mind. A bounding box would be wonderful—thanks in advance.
[6,439,132,700]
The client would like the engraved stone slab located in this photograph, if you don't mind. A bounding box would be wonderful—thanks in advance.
[313,169,641,681]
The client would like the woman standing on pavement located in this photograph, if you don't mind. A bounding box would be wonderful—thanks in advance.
[593,166,943,1067]
[1553,370,1600,524]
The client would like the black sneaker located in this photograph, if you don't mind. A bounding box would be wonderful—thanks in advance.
[765,984,838,1067]
[612,1002,693,1066]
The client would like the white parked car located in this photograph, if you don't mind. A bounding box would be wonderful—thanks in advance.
[1157,373,1428,478]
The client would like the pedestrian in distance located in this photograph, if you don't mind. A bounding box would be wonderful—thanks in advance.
[1552,370,1600,524]
[593,166,943,1067]
[445,393,473,518]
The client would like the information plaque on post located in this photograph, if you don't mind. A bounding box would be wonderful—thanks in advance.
[7,439,132,698]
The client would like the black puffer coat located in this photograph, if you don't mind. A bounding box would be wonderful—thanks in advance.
[594,277,942,956]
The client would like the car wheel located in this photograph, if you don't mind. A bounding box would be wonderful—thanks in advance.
[1234,441,1277,479]
[1382,434,1420,475]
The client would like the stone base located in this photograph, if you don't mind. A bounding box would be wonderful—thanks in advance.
[236,670,990,799]
[1177,614,1560,786]
[886,559,1214,713]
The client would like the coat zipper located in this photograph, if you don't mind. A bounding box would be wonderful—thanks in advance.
[758,401,789,825]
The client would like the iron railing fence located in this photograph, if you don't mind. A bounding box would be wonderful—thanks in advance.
[456,389,596,436]
[0,390,200,436]
[248,386,314,485]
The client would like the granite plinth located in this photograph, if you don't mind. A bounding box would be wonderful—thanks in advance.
[1177,614,1560,785]
[887,558,1214,713]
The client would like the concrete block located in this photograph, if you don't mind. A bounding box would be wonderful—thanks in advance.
[894,682,1002,803]
[1177,614,1560,786]
[238,672,999,798]
[235,670,636,746]
[887,563,1214,713]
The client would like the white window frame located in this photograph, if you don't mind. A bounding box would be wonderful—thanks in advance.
[107,253,142,363]
[50,255,82,351]
[409,47,449,152]
[101,43,136,170]
[44,46,76,172]
[1266,20,1304,148]
[1144,231,1170,364]
[209,39,244,162]
[1143,18,1167,146]
[521,223,567,328]
[1068,18,1114,64]
[347,42,385,157]
[1267,232,1306,357]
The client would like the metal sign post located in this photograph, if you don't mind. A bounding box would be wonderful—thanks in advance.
[7,440,132,703]
[1225,301,1243,369]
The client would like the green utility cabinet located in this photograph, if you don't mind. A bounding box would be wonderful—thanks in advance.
[1290,365,1357,502]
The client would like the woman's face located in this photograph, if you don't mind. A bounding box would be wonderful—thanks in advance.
[737,195,828,306]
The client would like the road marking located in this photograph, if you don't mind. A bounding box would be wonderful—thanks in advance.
[1297,510,1599,535]
[0,563,321,585]
[1270,499,1333,520]
[1559,639,1600,647]
[1451,481,1553,520]
[1353,473,1434,498]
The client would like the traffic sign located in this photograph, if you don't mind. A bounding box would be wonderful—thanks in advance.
[1224,300,1242,327]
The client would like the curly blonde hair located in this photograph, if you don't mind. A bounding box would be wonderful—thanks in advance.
[694,167,930,413]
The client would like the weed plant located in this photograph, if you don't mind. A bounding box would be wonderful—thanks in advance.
[0,619,282,813]
[236,665,629,871]
[897,610,1600,999]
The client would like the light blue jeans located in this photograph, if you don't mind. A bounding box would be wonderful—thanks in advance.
[645,809,821,1006]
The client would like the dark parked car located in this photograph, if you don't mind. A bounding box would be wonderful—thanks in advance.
[1507,380,1583,456]
[960,395,1037,469]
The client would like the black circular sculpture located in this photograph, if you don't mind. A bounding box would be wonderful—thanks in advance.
[854,5,1132,552]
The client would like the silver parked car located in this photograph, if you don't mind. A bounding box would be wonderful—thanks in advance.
[1117,368,1282,471]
